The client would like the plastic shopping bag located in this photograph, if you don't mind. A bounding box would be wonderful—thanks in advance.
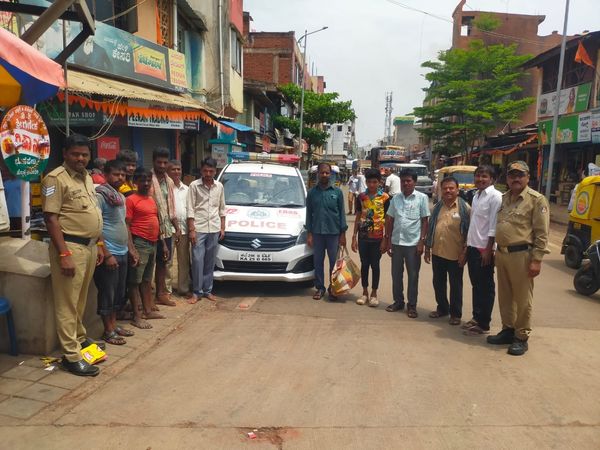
[331,246,361,296]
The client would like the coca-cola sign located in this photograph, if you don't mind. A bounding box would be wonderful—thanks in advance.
[97,137,120,160]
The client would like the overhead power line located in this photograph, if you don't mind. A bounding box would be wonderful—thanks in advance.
[384,0,552,47]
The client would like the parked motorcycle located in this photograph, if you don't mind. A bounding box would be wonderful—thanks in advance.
[573,241,600,296]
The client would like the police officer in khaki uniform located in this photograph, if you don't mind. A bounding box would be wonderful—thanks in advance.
[487,161,549,356]
[42,134,105,376]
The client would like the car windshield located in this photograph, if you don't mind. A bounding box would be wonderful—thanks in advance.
[222,172,306,207]
[411,166,429,177]
[447,172,475,185]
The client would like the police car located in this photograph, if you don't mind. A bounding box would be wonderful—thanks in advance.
[214,160,313,282]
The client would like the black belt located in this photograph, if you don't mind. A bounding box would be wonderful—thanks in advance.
[497,244,530,253]
[63,234,95,246]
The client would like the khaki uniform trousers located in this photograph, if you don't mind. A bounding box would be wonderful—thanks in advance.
[49,242,97,362]
[495,249,534,340]
[166,235,191,294]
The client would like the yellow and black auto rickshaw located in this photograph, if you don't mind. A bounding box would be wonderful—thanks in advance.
[562,175,600,268]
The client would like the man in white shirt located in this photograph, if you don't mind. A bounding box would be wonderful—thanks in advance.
[186,157,226,304]
[463,165,503,336]
[347,170,360,215]
[384,168,401,197]
[167,160,191,298]
[357,170,367,193]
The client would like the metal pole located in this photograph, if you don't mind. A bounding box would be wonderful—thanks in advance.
[545,0,570,200]
[297,29,307,169]
[63,20,70,137]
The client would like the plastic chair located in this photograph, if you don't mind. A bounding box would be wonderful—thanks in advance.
[0,298,18,356]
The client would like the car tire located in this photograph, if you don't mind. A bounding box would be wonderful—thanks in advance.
[564,245,582,269]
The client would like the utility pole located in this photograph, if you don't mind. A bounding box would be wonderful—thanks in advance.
[384,92,393,145]
[545,0,570,200]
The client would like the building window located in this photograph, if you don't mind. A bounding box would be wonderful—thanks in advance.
[177,15,186,53]
[337,125,343,132]
[231,28,242,74]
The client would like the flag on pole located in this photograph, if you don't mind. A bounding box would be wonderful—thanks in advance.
[575,41,594,67]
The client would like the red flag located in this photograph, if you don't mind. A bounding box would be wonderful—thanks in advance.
[575,41,594,67]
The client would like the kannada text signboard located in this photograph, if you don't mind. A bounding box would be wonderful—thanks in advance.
[0,105,50,181]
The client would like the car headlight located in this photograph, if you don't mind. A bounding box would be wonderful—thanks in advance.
[296,227,308,245]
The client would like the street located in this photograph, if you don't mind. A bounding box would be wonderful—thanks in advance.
[1,220,599,449]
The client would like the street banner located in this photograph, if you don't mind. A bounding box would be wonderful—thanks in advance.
[537,82,591,118]
[0,105,50,181]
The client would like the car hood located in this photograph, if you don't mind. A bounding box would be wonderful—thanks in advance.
[224,205,306,236]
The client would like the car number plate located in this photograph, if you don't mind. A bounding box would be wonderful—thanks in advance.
[238,252,272,262]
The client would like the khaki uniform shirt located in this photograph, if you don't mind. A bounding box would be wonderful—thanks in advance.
[432,201,467,261]
[42,164,103,239]
[495,186,549,261]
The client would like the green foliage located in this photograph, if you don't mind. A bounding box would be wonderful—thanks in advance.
[274,84,356,151]
[473,13,501,32]
[413,40,534,156]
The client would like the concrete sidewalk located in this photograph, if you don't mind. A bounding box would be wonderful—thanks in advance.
[0,295,207,422]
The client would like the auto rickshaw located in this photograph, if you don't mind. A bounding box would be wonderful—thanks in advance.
[561,175,600,268]
[433,165,477,204]
[308,164,340,189]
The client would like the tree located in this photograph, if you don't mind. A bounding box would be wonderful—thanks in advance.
[274,84,356,159]
[473,13,501,32]
[413,40,534,159]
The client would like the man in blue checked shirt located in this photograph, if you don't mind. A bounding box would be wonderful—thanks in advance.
[383,168,430,318]
[306,162,348,301]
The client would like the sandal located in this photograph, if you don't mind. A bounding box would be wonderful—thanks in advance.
[449,317,461,326]
[428,310,448,319]
[407,308,418,319]
[463,325,490,336]
[102,330,126,345]
[313,289,325,300]
[114,326,135,337]
[356,295,368,305]
[461,319,478,330]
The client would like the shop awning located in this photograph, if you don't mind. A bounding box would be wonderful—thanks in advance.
[219,120,254,132]
[66,70,207,110]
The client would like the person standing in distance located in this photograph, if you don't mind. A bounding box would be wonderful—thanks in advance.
[463,165,502,336]
[187,157,226,304]
[42,134,105,377]
[383,168,430,318]
[488,161,549,356]
[347,169,360,215]
[384,167,401,197]
[306,162,348,301]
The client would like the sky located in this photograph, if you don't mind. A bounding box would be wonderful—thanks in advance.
[243,0,598,146]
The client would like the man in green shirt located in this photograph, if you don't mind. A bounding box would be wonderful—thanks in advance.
[306,163,348,300]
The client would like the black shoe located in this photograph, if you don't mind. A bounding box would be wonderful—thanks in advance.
[486,328,515,345]
[82,338,106,351]
[507,339,528,356]
[386,302,404,312]
[61,357,100,377]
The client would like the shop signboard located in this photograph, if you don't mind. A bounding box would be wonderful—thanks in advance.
[212,144,228,168]
[97,136,120,160]
[38,102,104,127]
[3,0,188,93]
[578,113,591,142]
[591,110,600,144]
[126,100,184,129]
[0,105,50,181]
[537,82,591,118]
[538,113,587,145]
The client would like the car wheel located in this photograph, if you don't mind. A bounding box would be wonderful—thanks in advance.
[574,266,599,296]
[564,245,582,269]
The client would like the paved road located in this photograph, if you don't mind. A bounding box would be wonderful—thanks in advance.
[3,220,600,449]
